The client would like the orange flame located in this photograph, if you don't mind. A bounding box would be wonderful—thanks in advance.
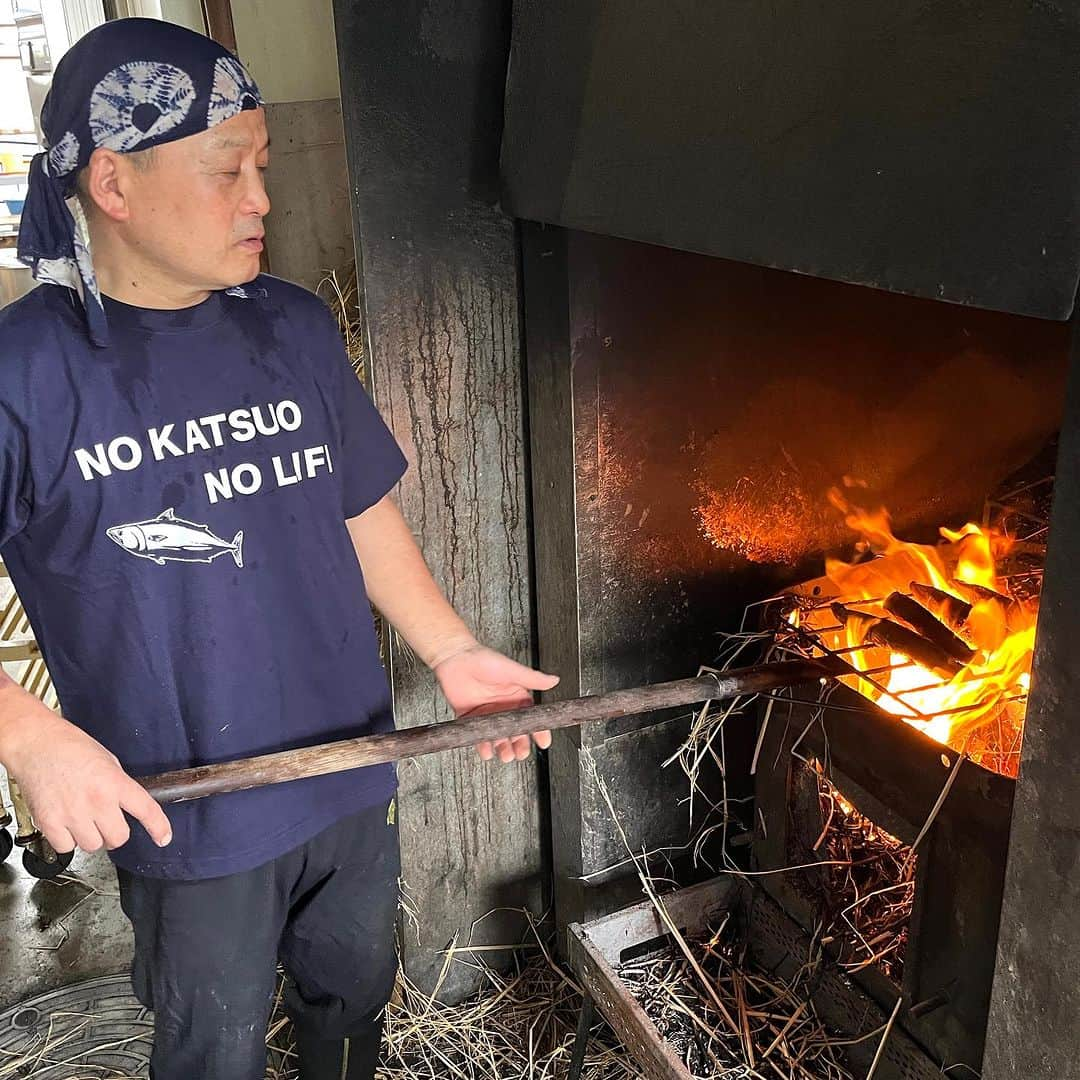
[803,490,1036,776]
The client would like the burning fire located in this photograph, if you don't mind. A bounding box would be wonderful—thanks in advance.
[797,489,1038,776]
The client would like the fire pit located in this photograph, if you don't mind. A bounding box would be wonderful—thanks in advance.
[733,472,1051,1073]
[765,478,1048,777]
[562,473,1043,1077]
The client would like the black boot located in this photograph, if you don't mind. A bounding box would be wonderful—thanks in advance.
[295,1016,383,1080]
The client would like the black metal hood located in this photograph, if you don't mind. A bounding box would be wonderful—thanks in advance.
[500,0,1080,320]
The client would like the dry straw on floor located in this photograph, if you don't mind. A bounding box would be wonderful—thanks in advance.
[3,893,639,1080]
[264,922,642,1080]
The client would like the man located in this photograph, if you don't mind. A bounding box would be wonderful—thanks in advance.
[0,18,556,1080]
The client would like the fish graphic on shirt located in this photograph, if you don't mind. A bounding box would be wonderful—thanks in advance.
[106,509,244,567]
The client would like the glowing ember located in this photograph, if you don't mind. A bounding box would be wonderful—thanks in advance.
[694,464,828,564]
[812,764,914,983]
[799,489,1037,777]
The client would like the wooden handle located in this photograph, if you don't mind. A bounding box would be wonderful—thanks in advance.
[138,659,832,804]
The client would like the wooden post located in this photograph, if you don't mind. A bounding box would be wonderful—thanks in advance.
[332,0,538,1002]
[200,0,236,52]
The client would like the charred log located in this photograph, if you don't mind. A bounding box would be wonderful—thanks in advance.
[908,581,973,629]
[831,602,966,679]
[884,591,976,665]
[950,580,1015,608]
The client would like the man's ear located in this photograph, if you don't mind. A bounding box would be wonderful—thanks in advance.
[82,148,133,222]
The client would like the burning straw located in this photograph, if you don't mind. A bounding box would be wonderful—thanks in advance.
[776,483,1043,778]
[810,769,914,983]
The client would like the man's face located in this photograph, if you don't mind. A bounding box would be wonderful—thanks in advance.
[118,109,270,293]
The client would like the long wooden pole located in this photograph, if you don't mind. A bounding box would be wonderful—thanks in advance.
[139,660,832,804]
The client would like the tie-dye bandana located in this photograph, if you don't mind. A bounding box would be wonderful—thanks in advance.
[16,18,263,347]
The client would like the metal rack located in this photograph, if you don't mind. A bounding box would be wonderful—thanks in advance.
[771,594,1027,729]
[753,472,1049,741]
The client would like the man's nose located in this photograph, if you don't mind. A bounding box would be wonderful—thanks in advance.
[244,168,271,217]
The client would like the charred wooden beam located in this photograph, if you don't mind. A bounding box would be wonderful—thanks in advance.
[884,592,975,665]
[831,603,966,679]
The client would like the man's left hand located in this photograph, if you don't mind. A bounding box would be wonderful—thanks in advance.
[433,645,559,763]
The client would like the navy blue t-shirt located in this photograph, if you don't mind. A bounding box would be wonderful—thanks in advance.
[0,275,407,879]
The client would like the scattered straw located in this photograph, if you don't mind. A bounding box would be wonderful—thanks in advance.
[316,264,365,380]
[584,754,863,1080]
[376,951,638,1080]
[7,918,639,1080]
[617,919,853,1080]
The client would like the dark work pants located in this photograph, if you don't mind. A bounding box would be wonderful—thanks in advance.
[116,800,401,1080]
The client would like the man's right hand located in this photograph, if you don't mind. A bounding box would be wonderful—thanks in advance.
[0,679,172,854]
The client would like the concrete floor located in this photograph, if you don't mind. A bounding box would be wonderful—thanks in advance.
[0,771,134,1013]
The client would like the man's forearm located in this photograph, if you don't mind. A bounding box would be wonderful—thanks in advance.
[0,669,37,764]
[346,496,477,669]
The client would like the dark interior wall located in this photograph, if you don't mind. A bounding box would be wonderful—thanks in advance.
[553,228,1066,693]
[527,225,1069,935]
[503,0,1080,319]
[333,0,544,1002]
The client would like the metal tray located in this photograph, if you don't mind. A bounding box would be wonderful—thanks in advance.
[566,874,943,1080]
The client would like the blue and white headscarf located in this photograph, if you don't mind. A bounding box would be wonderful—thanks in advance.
[17,18,263,347]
